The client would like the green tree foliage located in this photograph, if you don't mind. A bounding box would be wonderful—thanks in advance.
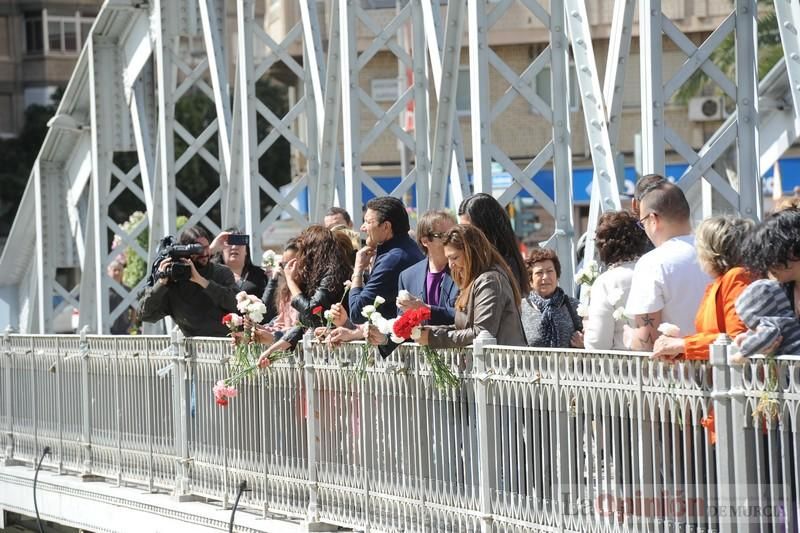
[173,76,291,219]
[674,1,782,104]
[0,91,61,237]
[0,76,291,242]
[114,212,189,288]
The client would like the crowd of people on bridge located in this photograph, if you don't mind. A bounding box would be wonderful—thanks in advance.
[136,174,800,362]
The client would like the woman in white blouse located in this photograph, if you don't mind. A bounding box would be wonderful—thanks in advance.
[584,211,651,350]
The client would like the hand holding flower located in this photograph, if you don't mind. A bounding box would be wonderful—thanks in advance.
[327,326,364,346]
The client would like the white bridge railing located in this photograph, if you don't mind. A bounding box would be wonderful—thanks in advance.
[1,328,798,532]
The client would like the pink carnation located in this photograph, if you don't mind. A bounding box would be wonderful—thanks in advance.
[213,380,238,407]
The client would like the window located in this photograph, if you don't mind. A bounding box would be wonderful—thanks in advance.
[456,66,470,115]
[533,63,580,113]
[24,10,94,55]
[25,12,43,53]
[0,17,10,57]
[48,17,80,53]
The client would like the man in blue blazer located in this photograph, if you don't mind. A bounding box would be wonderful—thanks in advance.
[349,196,425,323]
[397,210,458,325]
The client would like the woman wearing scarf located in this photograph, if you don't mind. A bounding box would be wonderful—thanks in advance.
[521,248,584,348]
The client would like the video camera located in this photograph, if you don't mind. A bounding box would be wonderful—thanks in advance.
[146,236,204,286]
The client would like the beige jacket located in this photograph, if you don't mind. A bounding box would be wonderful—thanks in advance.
[428,267,527,348]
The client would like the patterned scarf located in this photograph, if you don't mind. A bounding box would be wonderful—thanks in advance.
[529,287,567,348]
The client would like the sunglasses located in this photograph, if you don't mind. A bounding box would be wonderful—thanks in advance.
[428,232,446,240]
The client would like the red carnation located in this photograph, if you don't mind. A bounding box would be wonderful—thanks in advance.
[216,397,229,407]
[312,305,324,315]
[393,306,431,339]
[222,313,233,325]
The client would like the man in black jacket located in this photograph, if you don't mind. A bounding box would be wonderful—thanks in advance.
[138,226,239,337]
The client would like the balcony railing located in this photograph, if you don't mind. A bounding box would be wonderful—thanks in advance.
[1,328,798,532]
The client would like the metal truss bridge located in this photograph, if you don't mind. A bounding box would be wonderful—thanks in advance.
[1,0,800,334]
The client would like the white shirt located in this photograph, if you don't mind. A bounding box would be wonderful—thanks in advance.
[584,261,636,350]
[624,235,711,335]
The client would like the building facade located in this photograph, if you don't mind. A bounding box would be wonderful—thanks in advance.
[0,1,102,137]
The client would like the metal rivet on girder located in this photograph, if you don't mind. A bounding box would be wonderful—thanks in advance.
[792,53,800,62]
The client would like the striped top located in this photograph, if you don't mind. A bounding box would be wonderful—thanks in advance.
[735,278,800,356]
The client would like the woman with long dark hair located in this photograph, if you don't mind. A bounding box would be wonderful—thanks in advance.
[261,238,299,333]
[458,193,530,294]
[416,224,526,347]
[256,225,354,358]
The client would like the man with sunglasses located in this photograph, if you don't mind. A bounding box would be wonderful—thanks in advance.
[396,210,458,325]
[624,180,710,350]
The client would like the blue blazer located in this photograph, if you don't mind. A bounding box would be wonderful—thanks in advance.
[397,258,458,325]
[349,233,425,323]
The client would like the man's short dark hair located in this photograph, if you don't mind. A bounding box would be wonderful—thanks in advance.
[640,181,690,223]
[634,174,667,202]
[366,196,410,235]
[179,225,211,245]
[326,207,352,226]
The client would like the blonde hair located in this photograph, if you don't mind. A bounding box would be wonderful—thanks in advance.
[695,215,754,276]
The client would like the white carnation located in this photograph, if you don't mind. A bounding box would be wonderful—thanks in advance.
[261,250,276,268]
[397,290,412,302]
[576,303,589,318]
[324,310,334,321]
[361,305,376,318]
[374,295,386,306]
[612,307,627,321]
[374,316,394,335]
[236,291,248,302]
[657,323,681,337]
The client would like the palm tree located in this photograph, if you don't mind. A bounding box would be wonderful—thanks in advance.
[674,0,781,104]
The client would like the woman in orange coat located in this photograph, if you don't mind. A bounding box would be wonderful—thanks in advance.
[652,215,755,360]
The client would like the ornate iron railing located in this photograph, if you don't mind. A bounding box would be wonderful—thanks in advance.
[2,328,798,532]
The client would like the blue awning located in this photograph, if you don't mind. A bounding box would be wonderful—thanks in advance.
[290,157,800,213]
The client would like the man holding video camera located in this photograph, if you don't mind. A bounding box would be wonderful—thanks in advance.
[138,225,239,337]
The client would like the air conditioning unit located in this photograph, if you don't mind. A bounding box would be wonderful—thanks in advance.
[688,96,724,121]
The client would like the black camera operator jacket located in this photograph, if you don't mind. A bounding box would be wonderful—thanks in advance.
[138,262,239,337]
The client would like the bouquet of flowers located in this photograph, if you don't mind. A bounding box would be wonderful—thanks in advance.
[351,295,386,379]
[392,307,459,391]
[261,249,278,269]
[214,292,285,407]
[574,260,599,288]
